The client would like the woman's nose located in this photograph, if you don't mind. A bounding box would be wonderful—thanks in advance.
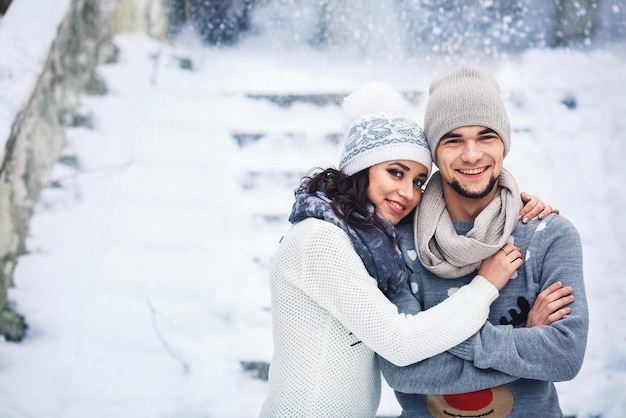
[398,180,415,200]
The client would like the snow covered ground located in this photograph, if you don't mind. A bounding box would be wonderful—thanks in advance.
[0,11,626,418]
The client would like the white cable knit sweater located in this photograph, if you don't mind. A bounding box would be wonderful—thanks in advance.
[259,218,499,418]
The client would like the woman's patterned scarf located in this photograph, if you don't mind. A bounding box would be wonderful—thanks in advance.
[289,181,409,297]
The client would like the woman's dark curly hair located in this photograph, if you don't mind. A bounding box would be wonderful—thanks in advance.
[303,167,393,231]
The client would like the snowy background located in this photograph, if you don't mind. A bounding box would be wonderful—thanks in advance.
[1,1,626,417]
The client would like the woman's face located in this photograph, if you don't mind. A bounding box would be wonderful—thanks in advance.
[366,160,429,225]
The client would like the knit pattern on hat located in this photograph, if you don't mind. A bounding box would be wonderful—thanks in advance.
[424,65,511,161]
[339,112,432,176]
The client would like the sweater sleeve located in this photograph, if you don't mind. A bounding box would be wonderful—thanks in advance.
[379,350,518,395]
[290,219,499,367]
[447,216,589,381]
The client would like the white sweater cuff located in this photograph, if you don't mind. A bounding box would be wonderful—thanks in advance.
[469,275,499,304]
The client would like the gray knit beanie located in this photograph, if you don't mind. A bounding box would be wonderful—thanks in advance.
[424,65,511,162]
[339,82,432,176]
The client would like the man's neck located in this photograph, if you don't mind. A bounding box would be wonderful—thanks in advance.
[443,185,498,222]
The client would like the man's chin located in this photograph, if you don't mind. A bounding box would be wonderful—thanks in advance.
[449,178,497,199]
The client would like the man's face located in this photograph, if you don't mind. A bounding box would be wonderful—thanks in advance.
[435,125,504,199]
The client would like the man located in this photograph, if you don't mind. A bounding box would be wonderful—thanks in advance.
[378,65,588,417]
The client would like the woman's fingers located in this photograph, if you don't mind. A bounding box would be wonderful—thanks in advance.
[519,193,541,223]
[519,192,559,223]
[538,204,559,220]
[500,243,522,264]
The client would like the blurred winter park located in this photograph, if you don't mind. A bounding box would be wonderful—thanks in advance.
[0,0,625,417]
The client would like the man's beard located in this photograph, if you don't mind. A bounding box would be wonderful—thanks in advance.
[448,175,498,199]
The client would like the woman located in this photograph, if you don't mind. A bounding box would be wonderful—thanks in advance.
[259,83,567,417]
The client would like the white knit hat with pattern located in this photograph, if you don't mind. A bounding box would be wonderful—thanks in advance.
[424,65,511,162]
[338,82,432,176]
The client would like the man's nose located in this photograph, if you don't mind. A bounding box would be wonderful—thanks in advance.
[461,140,482,162]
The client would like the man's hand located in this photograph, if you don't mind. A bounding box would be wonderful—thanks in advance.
[526,281,574,327]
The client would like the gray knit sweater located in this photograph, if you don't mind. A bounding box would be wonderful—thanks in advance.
[379,214,589,418]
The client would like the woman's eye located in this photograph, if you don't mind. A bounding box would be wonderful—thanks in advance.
[388,169,403,178]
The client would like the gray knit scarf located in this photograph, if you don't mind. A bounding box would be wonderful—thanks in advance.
[289,181,408,297]
[414,168,522,279]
